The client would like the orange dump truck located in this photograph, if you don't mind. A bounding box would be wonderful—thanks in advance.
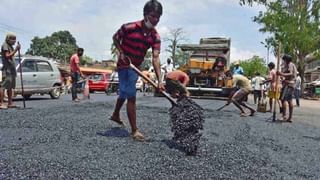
[177,37,233,97]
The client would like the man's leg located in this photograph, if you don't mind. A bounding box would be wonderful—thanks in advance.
[71,73,78,100]
[7,88,13,106]
[295,89,300,106]
[110,98,126,123]
[268,97,273,112]
[281,100,287,119]
[253,90,258,104]
[0,87,4,108]
[231,90,246,116]
[287,100,293,122]
[238,101,256,116]
[127,97,137,132]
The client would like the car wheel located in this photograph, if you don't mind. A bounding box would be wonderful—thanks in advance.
[22,94,32,100]
[50,85,61,99]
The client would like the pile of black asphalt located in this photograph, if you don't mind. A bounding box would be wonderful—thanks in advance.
[169,96,205,156]
[0,97,319,179]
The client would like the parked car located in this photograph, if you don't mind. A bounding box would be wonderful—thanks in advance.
[306,78,320,86]
[13,56,62,99]
[0,60,2,83]
[136,77,143,92]
[106,71,119,95]
[88,72,110,93]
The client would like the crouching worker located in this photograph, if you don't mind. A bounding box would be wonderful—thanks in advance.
[226,71,256,117]
[165,70,190,98]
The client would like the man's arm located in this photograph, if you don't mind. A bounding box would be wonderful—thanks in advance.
[4,43,20,59]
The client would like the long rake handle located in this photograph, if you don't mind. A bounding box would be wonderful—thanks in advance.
[129,63,177,105]
[273,43,281,121]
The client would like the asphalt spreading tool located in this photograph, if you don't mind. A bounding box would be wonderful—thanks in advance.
[129,63,204,155]
[216,103,229,111]
[17,42,26,109]
[257,85,267,113]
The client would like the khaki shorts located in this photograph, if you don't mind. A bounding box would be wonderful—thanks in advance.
[232,88,250,102]
[268,91,280,99]
[1,74,16,89]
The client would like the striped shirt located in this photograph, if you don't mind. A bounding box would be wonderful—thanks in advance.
[114,20,161,68]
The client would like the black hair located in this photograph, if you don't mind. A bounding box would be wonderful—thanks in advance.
[282,54,292,62]
[143,0,163,16]
[268,62,275,69]
[77,48,84,52]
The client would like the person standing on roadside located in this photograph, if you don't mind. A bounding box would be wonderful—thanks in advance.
[261,62,282,112]
[251,72,265,104]
[232,61,244,75]
[277,54,297,123]
[70,48,84,102]
[294,72,301,107]
[109,0,164,141]
[0,32,20,109]
[161,58,175,77]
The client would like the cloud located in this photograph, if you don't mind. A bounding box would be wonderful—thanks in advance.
[230,46,262,62]
[0,0,268,65]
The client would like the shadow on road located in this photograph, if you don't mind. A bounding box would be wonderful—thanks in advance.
[161,139,185,153]
[96,127,130,138]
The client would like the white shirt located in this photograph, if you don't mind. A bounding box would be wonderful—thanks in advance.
[252,76,265,90]
[295,76,301,90]
[161,63,174,73]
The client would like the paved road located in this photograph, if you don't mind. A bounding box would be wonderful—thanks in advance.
[0,93,319,179]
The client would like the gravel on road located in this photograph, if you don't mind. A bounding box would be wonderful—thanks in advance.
[0,95,320,179]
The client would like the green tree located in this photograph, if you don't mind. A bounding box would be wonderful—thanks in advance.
[231,56,268,78]
[80,55,93,66]
[164,28,187,68]
[239,0,266,6]
[26,30,79,64]
[242,0,320,87]
[110,43,118,61]
[140,51,152,70]
[175,49,191,68]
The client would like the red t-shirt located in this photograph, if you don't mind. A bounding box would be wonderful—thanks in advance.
[70,54,80,73]
[113,20,161,68]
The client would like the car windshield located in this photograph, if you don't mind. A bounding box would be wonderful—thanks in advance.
[89,74,104,81]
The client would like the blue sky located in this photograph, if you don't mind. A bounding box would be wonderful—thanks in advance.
[0,0,272,63]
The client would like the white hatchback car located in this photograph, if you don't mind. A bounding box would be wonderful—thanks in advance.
[1,56,62,99]
[16,56,62,99]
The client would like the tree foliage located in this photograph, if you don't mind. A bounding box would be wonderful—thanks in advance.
[164,28,187,68]
[174,49,191,68]
[242,0,320,85]
[26,30,79,63]
[140,51,152,70]
[239,0,266,6]
[231,56,268,78]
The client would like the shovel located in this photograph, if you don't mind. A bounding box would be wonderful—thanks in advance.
[129,63,177,105]
[216,103,229,111]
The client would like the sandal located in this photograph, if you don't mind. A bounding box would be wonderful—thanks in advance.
[286,119,292,123]
[7,104,18,108]
[109,116,126,127]
[0,105,8,109]
[249,110,256,116]
[132,130,145,142]
[240,112,248,117]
